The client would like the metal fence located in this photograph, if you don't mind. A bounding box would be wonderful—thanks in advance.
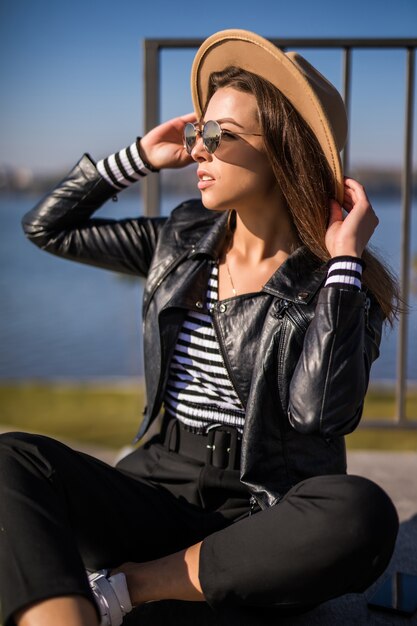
[143,37,416,428]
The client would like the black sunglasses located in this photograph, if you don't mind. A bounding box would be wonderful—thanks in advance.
[183,120,262,155]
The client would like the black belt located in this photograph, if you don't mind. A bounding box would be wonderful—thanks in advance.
[162,419,241,470]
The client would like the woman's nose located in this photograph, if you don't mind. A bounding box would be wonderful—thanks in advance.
[191,135,211,162]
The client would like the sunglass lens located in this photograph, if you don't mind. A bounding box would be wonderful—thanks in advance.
[202,120,221,154]
[183,123,197,154]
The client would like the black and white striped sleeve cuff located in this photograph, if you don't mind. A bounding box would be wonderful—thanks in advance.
[96,141,153,190]
[324,256,365,291]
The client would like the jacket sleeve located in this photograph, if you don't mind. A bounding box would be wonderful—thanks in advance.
[287,286,383,437]
[21,153,166,277]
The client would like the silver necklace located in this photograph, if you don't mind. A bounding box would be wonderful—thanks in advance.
[225,255,237,296]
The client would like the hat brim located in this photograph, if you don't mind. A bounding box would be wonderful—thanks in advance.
[191,29,345,204]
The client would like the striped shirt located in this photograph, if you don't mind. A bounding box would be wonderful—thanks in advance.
[96,140,154,190]
[164,264,246,433]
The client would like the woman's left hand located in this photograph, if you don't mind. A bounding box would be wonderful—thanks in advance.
[325,177,379,258]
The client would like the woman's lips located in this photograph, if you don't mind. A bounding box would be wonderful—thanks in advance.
[197,171,215,190]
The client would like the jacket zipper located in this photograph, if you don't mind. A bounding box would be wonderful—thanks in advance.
[275,298,291,318]
[286,305,310,333]
[277,314,290,411]
[275,303,294,487]
[249,495,258,515]
[365,296,371,330]
[272,299,291,413]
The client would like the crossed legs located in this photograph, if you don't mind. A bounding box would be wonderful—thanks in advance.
[0,432,398,626]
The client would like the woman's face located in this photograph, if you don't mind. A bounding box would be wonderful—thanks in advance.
[190,87,277,212]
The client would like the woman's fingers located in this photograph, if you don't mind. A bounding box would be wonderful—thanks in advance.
[342,178,369,211]
[179,112,198,123]
[140,113,198,169]
[325,177,378,258]
[328,198,343,226]
[154,112,197,137]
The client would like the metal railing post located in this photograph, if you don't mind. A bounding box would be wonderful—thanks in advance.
[395,47,415,424]
[143,40,161,217]
[342,47,352,174]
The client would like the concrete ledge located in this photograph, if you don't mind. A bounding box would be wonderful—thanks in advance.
[347,451,417,522]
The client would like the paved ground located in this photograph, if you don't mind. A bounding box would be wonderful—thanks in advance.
[1,429,416,624]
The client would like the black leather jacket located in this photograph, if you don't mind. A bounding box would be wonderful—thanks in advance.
[22,154,384,509]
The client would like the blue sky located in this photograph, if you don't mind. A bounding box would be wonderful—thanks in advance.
[1,0,416,174]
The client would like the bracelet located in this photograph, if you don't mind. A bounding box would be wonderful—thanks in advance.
[136,137,160,172]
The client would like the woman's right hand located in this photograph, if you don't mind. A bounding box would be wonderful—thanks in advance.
[139,113,197,171]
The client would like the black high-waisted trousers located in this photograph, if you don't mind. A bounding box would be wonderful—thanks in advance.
[0,430,398,626]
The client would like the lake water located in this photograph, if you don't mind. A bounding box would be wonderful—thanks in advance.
[0,191,416,383]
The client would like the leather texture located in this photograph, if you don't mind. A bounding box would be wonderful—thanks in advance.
[22,154,384,509]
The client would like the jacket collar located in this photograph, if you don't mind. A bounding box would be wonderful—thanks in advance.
[185,206,327,304]
[263,246,328,304]
[186,209,229,260]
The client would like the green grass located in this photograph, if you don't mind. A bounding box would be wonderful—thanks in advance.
[0,382,416,451]
[0,382,145,448]
[347,388,417,451]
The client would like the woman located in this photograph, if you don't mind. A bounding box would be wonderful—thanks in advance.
[1,29,399,626]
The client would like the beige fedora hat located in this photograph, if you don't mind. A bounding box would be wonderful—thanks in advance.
[191,29,347,204]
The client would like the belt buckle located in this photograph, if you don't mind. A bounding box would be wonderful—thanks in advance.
[205,423,238,469]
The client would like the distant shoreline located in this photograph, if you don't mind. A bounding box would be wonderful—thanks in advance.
[0,377,416,388]
[1,165,417,198]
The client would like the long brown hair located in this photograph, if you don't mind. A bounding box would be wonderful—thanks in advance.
[206,66,400,324]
